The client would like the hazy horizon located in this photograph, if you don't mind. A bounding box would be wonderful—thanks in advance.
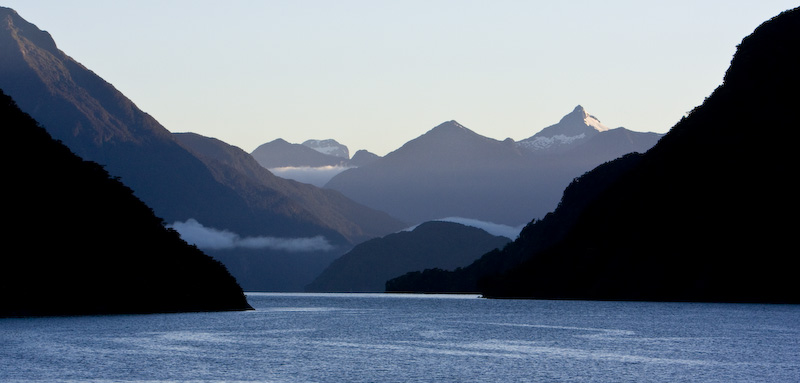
[3,1,797,156]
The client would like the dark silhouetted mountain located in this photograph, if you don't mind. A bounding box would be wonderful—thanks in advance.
[0,88,252,317]
[389,6,800,304]
[251,138,348,168]
[302,139,349,159]
[325,115,661,226]
[305,221,511,292]
[0,7,407,291]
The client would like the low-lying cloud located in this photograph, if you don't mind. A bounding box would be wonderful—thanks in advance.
[167,219,334,252]
[269,166,351,187]
[435,217,524,239]
[404,217,524,240]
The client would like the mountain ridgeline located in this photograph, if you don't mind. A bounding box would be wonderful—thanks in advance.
[0,89,252,317]
[250,138,380,169]
[251,139,349,168]
[253,107,661,293]
[323,109,662,227]
[388,7,800,303]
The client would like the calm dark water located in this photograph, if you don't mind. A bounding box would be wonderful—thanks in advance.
[1,293,798,382]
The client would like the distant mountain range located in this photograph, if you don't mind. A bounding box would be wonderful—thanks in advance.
[388,6,800,304]
[302,139,350,159]
[251,138,349,168]
[1,88,251,317]
[305,221,511,292]
[0,6,406,292]
[323,107,662,226]
[251,138,381,169]
[251,138,381,186]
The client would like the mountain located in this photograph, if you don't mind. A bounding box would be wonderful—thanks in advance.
[251,138,380,169]
[305,221,511,292]
[348,149,381,167]
[1,88,252,317]
[0,7,407,291]
[251,138,348,168]
[302,139,349,159]
[518,105,662,162]
[389,6,800,303]
[517,105,609,152]
[324,114,662,226]
[250,138,382,186]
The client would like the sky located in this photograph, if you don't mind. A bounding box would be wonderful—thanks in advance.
[3,1,797,156]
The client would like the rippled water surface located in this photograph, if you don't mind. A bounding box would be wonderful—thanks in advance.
[1,293,799,382]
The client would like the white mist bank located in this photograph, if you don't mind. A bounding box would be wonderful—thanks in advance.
[269,166,351,187]
[167,219,334,252]
[404,217,525,240]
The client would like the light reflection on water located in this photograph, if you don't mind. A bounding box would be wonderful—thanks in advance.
[1,293,798,382]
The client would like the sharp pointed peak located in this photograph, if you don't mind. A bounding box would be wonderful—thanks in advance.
[559,105,609,132]
[423,120,476,136]
[564,105,590,119]
[432,120,468,130]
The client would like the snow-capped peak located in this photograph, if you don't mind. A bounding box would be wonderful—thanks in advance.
[302,139,350,159]
[517,105,610,152]
[573,105,609,132]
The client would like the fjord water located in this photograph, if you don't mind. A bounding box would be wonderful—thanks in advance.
[1,294,798,382]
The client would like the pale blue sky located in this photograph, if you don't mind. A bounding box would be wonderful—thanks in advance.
[4,1,797,156]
